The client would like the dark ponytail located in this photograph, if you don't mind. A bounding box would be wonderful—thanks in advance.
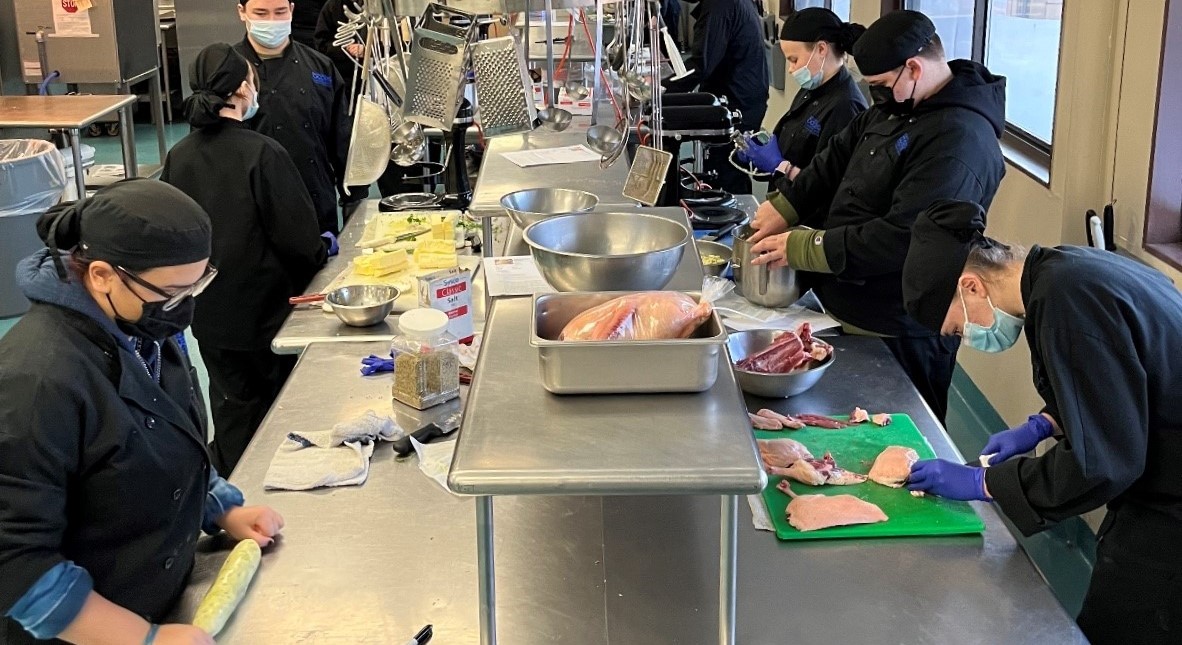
[182,90,232,128]
[832,22,867,56]
[184,43,251,129]
[36,202,83,280]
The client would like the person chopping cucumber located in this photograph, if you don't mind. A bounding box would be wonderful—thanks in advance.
[901,200,1182,644]
[0,180,283,645]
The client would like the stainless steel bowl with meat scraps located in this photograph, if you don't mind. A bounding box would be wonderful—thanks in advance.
[524,212,690,292]
[727,328,835,398]
[325,284,401,327]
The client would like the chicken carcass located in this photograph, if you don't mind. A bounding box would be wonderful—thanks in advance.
[757,439,813,472]
[782,489,889,532]
[735,323,833,374]
[755,409,806,430]
[774,452,867,487]
[868,446,920,488]
[559,292,712,341]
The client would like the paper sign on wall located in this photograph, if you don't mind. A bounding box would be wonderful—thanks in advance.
[51,0,95,38]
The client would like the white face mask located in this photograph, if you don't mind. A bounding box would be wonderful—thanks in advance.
[959,287,1024,353]
[248,19,291,49]
[791,46,824,91]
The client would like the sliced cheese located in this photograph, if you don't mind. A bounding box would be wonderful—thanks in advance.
[353,249,409,277]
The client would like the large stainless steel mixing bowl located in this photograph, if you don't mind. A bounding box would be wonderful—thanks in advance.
[727,329,835,398]
[500,188,600,229]
[524,212,690,292]
[325,284,401,327]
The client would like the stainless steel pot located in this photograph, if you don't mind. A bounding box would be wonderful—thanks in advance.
[731,225,799,308]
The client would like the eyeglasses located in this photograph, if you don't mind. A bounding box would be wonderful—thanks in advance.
[116,264,218,311]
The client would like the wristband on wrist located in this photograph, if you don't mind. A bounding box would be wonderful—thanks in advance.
[143,624,160,645]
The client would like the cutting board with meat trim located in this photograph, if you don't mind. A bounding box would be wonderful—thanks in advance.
[756,414,985,541]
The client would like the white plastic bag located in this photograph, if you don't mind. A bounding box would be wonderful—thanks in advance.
[0,140,66,217]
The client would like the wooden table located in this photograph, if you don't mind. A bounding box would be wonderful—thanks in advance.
[0,95,138,203]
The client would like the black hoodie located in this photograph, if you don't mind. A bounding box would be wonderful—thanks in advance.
[773,59,1007,337]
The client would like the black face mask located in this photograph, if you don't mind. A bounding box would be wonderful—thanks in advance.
[870,67,916,117]
[107,294,196,341]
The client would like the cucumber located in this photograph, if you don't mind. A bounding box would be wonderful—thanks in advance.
[192,539,262,636]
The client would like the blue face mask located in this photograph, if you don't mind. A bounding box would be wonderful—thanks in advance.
[243,86,259,120]
[791,47,823,91]
[960,287,1024,353]
[248,19,291,49]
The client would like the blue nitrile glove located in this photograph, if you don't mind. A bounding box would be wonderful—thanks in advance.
[735,147,753,166]
[908,459,990,501]
[744,134,785,174]
[981,414,1055,465]
[360,352,395,376]
[321,231,340,257]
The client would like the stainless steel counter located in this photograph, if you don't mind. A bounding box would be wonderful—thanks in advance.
[449,296,764,496]
[174,337,1083,644]
[469,129,633,220]
[271,200,486,355]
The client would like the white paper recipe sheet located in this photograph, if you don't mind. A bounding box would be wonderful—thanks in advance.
[482,256,556,297]
[500,144,600,167]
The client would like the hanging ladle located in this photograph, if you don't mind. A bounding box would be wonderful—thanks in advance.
[537,0,574,131]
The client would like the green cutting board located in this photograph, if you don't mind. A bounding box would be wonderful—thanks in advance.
[756,414,985,541]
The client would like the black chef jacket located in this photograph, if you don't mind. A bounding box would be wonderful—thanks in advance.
[776,60,1006,337]
[234,37,362,234]
[161,119,328,351]
[0,306,211,644]
[987,245,1182,535]
[292,0,328,48]
[770,66,867,171]
[666,0,769,130]
[314,0,359,87]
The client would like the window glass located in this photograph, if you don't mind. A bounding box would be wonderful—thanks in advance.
[904,0,975,60]
[984,0,1062,144]
[831,0,851,21]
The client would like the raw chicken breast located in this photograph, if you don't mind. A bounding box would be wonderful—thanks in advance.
[749,413,782,430]
[868,446,920,488]
[757,439,813,471]
[559,292,712,341]
[755,409,806,430]
[784,491,889,532]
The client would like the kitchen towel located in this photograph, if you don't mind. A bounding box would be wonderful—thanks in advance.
[264,410,404,491]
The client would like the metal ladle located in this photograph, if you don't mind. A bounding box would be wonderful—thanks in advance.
[537,0,574,131]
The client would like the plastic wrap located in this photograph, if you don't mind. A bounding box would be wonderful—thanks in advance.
[0,140,67,217]
[558,277,734,341]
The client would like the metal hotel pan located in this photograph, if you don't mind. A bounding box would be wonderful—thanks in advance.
[529,292,726,394]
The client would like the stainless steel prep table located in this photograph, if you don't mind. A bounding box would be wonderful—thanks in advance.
[173,337,1082,643]
[270,200,487,355]
[451,295,766,645]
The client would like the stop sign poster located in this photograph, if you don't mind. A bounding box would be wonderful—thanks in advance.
[52,0,95,38]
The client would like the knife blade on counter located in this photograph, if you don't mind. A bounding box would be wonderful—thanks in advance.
[392,423,457,458]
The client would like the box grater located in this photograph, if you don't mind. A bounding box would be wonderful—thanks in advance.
[471,35,537,137]
[622,146,674,206]
[403,4,476,131]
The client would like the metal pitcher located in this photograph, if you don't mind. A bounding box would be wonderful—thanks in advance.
[731,225,799,308]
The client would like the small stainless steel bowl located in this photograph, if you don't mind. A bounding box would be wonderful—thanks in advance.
[500,188,599,230]
[696,239,732,278]
[726,329,835,398]
[524,212,689,292]
[325,284,401,327]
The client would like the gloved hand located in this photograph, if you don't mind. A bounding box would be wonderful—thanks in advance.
[743,134,785,174]
[981,414,1055,465]
[321,231,340,257]
[908,459,990,501]
[360,352,395,376]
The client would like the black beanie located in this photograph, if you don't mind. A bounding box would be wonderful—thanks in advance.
[902,200,989,332]
[37,178,212,278]
[780,8,866,55]
[182,43,251,128]
[852,10,937,76]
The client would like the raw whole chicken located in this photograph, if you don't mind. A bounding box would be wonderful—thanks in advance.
[757,439,813,471]
[868,446,920,488]
[774,452,867,487]
[559,292,712,341]
[782,489,889,532]
[734,323,833,374]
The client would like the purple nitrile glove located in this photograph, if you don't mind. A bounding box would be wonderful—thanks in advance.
[744,134,785,174]
[360,353,395,376]
[907,459,990,501]
[981,414,1055,465]
[321,231,340,257]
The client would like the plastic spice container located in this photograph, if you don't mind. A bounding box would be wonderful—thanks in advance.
[391,308,461,410]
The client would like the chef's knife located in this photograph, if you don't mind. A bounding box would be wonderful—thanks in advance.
[392,423,456,458]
